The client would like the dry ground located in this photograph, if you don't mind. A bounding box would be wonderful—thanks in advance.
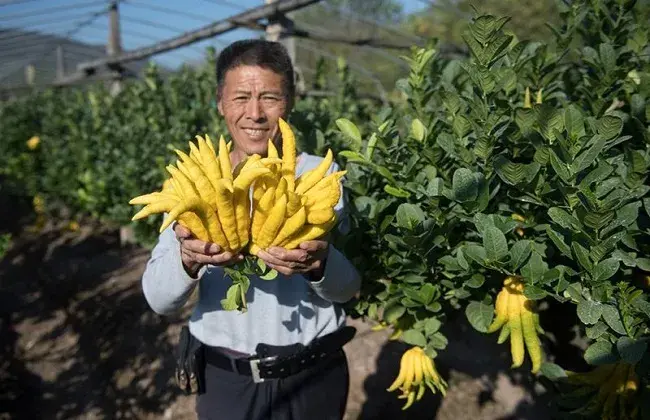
[1,221,581,420]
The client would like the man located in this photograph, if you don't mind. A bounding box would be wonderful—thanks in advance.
[141,39,361,420]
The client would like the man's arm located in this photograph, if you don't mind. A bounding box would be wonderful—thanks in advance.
[141,225,207,315]
[305,243,361,303]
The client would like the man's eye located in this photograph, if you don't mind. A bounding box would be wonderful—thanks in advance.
[234,96,248,101]
[263,96,280,101]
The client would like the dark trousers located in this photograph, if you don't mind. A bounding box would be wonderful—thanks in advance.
[195,349,350,420]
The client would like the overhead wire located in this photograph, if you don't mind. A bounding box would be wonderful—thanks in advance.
[122,0,217,23]
[0,12,108,41]
[0,0,41,8]
[0,5,110,83]
[0,1,102,21]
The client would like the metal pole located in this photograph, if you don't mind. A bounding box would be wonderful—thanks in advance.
[56,45,65,80]
[264,0,304,95]
[107,0,123,95]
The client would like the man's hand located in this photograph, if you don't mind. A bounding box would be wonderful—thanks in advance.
[256,240,329,280]
[174,223,244,278]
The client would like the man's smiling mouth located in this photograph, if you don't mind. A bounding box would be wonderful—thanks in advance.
[242,128,268,139]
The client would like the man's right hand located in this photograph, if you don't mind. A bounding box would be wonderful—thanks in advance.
[173,223,244,278]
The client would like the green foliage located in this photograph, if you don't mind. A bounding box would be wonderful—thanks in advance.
[336,0,650,415]
[0,233,11,260]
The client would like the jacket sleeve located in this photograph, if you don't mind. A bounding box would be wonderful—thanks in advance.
[305,162,362,303]
[141,223,208,315]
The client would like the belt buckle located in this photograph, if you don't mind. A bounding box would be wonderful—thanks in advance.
[249,355,278,383]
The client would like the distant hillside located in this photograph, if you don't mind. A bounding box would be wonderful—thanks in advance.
[0,28,171,92]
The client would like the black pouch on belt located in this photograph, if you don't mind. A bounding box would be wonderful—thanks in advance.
[174,325,205,395]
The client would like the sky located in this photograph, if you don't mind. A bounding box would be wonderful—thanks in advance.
[0,0,429,71]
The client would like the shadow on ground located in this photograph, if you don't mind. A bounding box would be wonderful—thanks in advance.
[0,221,191,420]
[356,302,587,420]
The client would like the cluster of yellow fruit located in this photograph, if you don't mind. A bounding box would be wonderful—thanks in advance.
[129,118,345,257]
[487,276,544,373]
[387,346,447,410]
[248,121,345,255]
[564,362,639,419]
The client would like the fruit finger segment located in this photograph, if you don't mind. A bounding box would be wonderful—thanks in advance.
[296,149,333,195]
[520,298,542,373]
[487,289,509,333]
[508,290,525,368]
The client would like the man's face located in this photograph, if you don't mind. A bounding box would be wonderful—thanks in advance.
[217,65,291,157]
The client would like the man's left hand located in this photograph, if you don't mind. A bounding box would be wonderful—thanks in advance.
[257,240,329,279]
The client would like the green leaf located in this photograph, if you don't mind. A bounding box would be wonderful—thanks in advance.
[401,329,427,347]
[429,332,448,350]
[540,362,568,380]
[572,242,593,272]
[466,274,485,288]
[410,118,426,142]
[546,226,572,258]
[521,252,547,283]
[339,150,367,163]
[593,258,620,282]
[396,203,425,230]
[452,168,479,202]
[584,340,618,365]
[465,301,494,333]
[617,201,641,227]
[419,283,435,305]
[493,155,540,186]
[335,118,362,151]
[427,178,444,196]
[577,300,603,325]
[601,305,626,335]
[617,337,647,364]
[523,285,548,300]
[599,43,617,75]
[637,258,650,271]
[384,185,411,198]
[537,105,564,142]
[220,284,241,311]
[548,207,581,230]
[483,226,508,261]
[383,304,406,324]
[424,318,442,336]
[509,240,532,271]
[565,105,586,140]
[597,115,623,140]
[259,268,278,280]
[611,250,637,267]
[572,135,607,174]
[464,245,487,266]
[579,162,614,189]
[586,322,609,340]
[549,149,573,183]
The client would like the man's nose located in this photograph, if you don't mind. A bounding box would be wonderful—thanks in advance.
[246,98,265,121]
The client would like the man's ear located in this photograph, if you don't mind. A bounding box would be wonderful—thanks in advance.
[217,97,224,116]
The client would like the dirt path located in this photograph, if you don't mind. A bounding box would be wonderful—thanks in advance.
[0,223,562,420]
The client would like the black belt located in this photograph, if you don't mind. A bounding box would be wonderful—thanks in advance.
[203,326,356,383]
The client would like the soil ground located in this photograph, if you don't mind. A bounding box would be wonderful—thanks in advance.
[1,220,582,420]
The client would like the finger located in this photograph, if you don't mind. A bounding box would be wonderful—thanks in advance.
[182,238,221,255]
[264,261,295,276]
[266,246,311,264]
[257,249,309,270]
[209,253,245,266]
[298,240,329,252]
[181,248,216,265]
[174,223,193,239]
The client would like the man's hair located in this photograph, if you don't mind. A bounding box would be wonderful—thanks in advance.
[216,39,295,101]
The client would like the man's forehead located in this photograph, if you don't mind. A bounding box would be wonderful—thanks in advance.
[223,66,285,91]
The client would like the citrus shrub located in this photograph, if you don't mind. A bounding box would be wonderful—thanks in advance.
[335,0,650,415]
